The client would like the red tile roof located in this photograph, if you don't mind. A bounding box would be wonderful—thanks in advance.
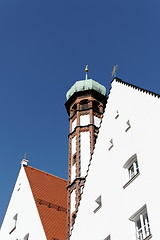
[24,165,68,240]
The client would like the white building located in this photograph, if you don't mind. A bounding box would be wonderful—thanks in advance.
[70,77,160,240]
[0,158,67,240]
[1,75,160,240]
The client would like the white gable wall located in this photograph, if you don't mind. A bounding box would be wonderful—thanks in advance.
[70,80,160,239]
[0,165,47,240]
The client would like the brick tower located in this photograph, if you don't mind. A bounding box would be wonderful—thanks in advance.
[65,67,107,237]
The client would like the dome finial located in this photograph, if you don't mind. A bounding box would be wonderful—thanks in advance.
[85,65,89,80]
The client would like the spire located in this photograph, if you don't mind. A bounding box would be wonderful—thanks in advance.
[85,65,89,80]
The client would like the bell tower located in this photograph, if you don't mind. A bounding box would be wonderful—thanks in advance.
[65,67,107,237]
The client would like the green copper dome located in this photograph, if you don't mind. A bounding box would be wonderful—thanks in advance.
[66,79,106,100]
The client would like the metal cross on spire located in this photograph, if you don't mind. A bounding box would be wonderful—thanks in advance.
[112,65,118,77]
[85,65,89,80]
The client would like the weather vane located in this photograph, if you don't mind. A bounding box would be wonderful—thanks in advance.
[85,65,89,80]
[112,65,118,77]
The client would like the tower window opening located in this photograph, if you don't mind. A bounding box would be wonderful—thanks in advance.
[71,210,76,225]
[80,99,89,110]
[93,100,100,112]
[70,104,77,117]
[72,153,76,166]
[94,133,98,144]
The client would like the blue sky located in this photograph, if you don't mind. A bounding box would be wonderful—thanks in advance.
[0,0,159,225]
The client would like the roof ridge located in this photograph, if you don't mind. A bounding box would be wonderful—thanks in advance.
[24,165,68,182]
[113,77,160,98]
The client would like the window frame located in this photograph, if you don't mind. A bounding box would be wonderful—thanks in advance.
[123,154,140,189]
[129,205,152,240]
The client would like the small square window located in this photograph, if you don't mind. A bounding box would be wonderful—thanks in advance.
[24,233,29,240]
[104,235,111,240]
[125,120,131,132]
[108,139,113,151]
[93,195,102,213]
[17,183,21,191]
[115,110,119,119]
[9,213,18,234]
[129,205,151,240]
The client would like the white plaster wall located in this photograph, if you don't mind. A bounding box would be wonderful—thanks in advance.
[80,115,90,126]
[71,189,76,215]
[0,165,47,240]
[72,118,77,131]
[71,163,76,182]
[70,80,160,240]
[81,131,90,177]
[72,136,76,155]
[94,116,101,128]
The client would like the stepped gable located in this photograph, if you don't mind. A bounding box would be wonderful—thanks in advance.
[114,77,160,98]
[24,165,68,240]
